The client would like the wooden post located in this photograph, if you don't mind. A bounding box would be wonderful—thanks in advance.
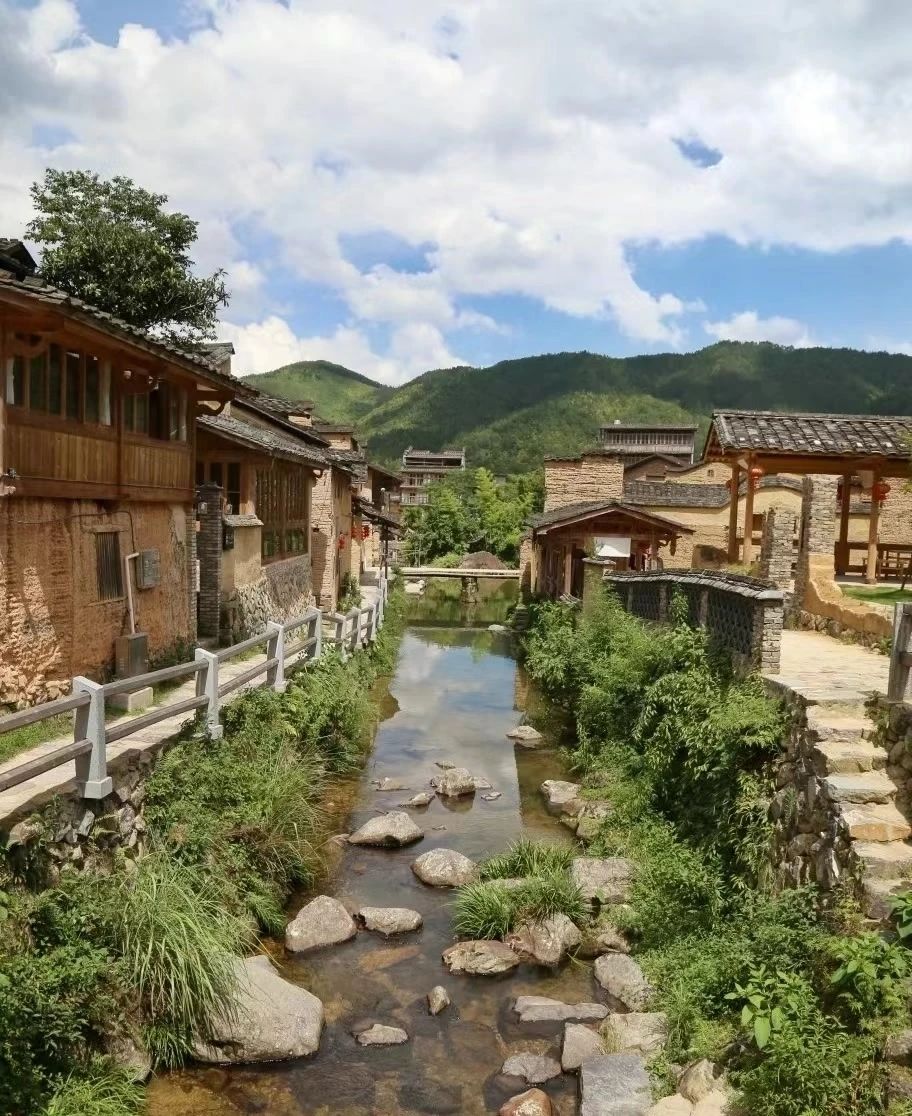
[888,603,912,701]
[742,461,756,567]
[837,474,851,576]
[727,461,741,562]
[866,479,880,584]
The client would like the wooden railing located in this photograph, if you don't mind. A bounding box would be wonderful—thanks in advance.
[0,576,390,798]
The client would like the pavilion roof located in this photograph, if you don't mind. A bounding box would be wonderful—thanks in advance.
[705,410,912,461]
[528,499,694,535]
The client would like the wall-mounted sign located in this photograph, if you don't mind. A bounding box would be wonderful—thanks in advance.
[593,536,631,559]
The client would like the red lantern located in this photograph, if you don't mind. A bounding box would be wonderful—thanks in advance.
[748,466,763,490]
[873,480,892,504]
[362,524,371,540]
[337,533,347,550]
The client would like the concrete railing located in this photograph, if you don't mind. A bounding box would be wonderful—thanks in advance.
[888,602,912,701]
[583,561,785,673]
[0,575,390,799]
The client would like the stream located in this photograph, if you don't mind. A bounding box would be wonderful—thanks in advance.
[148,579,586,1116]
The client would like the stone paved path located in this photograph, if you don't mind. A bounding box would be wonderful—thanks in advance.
[766,629,889,705]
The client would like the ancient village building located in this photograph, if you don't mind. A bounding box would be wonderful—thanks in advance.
[0,240,241,705]
[400,446,465,506]
[597,420,697,469]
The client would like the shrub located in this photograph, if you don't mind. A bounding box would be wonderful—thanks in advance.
[828,932,910,1026]
[453,872,586,939]
[453,881,515,939]
[480,838,574,881]
[514,872,586,926]
[42,1059,142,1116]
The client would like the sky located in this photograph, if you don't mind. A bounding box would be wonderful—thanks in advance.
[3,0,912,385]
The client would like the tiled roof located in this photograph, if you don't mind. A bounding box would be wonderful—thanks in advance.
[313,419,355,434]
[200,341,235,364]
[198,413,327,467]
[625,474,805,509]
[0,239,37,274]
[599,422,698,432]
[354,496,401,530]
[0,262,242,395]
[708,410,912,459]
[402,446,465,460]
[528,499,694,533]
[247,391,315,419]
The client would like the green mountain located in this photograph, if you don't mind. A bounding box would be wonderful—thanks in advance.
[246,343,912,474]
[241,359,392,423]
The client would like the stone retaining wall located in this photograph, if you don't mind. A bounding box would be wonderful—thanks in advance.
[584,562,784,673]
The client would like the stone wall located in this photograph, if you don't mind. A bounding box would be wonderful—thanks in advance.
[311,467,351,609]
[0,496,194,707]
[758,504,797,590]
[222,555,313,643]
[588,563,785,672]
[543,455,624,512]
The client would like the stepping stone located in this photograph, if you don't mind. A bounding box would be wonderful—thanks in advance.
[822,772,895,805]
[401,792,434,808]
[812,740,886,775]
[852,840,912,879]
[571,857,634,904]
[501,1051,562,1084]
[482,791,503,801]
[500,1089,553,1116]
[442,940,520,975]
[473,776,494,790]
[412,848,479,887]
[428,985,450,1015]
[285,896,356,954]
[348,811,423,847]
[514,996,608,1023]
[540,780,582,809]
[506,913,582,966]
[600,1012,668,1056]
[843,803,911,842]
[373,777,410,791]
[433,767,477,797]
[507,724,544,747]
[594,954,652,1010]
[580,1054,651,1116]
[355,1023,409,1046]
[359,907,423,935]
[561,1022,604,1071]
[578,926,631,958]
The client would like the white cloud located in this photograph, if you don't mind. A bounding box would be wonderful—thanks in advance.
[703,310,814,347]
[220,314,464,385]
[6,0,912,373]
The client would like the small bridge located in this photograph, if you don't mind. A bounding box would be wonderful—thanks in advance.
[400,567,520,579]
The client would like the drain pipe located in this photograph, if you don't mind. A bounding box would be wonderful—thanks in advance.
[124,551,139,635]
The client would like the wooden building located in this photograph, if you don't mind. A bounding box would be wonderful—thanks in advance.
[0,240,240,705]
[400,446,465,507]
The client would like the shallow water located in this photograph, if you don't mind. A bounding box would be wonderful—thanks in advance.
[148,586,589,1116]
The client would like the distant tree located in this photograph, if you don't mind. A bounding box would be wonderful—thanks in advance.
[403,486,473,563]
[26,168,229,345]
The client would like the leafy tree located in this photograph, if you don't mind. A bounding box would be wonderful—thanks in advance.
[26,169,229,345]
[404,485,473,563]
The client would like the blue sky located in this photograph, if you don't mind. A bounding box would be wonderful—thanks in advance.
[5,0,912,381]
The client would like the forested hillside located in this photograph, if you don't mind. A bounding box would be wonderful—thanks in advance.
[242,343,912,473]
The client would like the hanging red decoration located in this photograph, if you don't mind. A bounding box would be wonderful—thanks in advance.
[361,524,371,540]
[337,533,347,550]
[873,480,892,504]
[748,465,763,490]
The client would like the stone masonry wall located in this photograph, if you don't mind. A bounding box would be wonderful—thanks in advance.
[0,497,194,707]
[543,455,624,512]
[758,504,797,591]
[222,555,313,643]
[311,468,350,609]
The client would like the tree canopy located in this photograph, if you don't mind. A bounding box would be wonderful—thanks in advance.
[26,168,229,346]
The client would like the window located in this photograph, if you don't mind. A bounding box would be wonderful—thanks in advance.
[226,463,241,514]
[256,463,311,561]
[6,338,112,425]
[124,382,187,440]
[96,532,124,601]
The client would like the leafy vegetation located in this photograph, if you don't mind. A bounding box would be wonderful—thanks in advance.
[246,344,912,474]
[842,585,912,605]
[242,360,393,423]
[0,587,406,1112]
[27,168,228,345]
[522,592,912,1114]
[480,836,574,880]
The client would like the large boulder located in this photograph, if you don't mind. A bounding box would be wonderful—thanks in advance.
[355,1023,409,1046]
[561,1022,604,1071]
[500,1089,553,1116]
[580,1054,652,1116]
[506,913,582,966]
[514,996,608,1024]
[359,906,423,936]
[691,1090,729,1116]
[506,724,544,747]
[412,848,479,887]
[348,811,423,847]
[193,956,323,1064]
[442,939,521,975]
[285,895,357,953]
[501,1051,562,1084]
[571,857,634,904]
[540,780,582,809]
[578,925,631,958]
[433,767,478,797]
[601,1012,668,1057]
[594,954,653,1011]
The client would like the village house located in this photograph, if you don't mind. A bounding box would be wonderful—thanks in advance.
[399,446,466,506]
[520,452,693,598]
[0,240,242,706]
[597,419,697,470]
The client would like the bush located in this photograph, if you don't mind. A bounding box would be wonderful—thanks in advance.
[480,838,574,881]
[42,1059,142,1116]
[453,881,516,939]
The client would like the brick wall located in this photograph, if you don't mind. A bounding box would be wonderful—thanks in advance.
[758,505,797,589]
[0,497,194,706]
[543,455,624,511]
[311,466,353,609]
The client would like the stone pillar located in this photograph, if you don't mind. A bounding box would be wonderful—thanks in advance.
[758,505,797,589]
[752,600,784,673]
[197,482,223,640]
[518,534,534,601]
[794,474,838,611]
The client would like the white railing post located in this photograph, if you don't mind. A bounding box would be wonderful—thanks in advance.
[72,677,112,799]
[369,603,378,642]
[195,647,223,739]
[889,602,912,701]
[333,613,347,660]
[348,607,360,654]
[266,621,287,693]
[313,608,323,661]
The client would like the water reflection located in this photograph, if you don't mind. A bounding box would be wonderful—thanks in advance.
[148,596,586,1116]
[406,577,518,628]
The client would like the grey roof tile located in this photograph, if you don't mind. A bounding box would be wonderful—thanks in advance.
[709,410,912,458]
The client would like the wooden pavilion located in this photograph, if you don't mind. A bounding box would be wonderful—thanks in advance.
[704,410,912,581]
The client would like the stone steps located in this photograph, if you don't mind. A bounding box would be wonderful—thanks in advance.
[861,876,908,921]
[843,802,912,843]
[822,771,896,805]
[813,740,887,775]
[852,840,912,880]
[806,710,875,743]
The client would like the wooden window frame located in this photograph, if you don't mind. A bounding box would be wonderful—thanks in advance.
[257,462,310,563]
[95,530,125,602]
[5,336,114,429]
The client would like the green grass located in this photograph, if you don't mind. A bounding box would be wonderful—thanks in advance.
[841,585,912,604]
[42,1059,142,1116]
[480,837,574,881]
[0,714,73,766]
[453,881,516,939]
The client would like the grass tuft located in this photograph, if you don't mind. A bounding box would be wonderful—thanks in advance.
[453,881,516,939]
[41,1058,142,1116]
[480,837,574,881]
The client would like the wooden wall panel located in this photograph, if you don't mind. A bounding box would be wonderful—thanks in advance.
[123,438,191,493]
[7,422,117,488]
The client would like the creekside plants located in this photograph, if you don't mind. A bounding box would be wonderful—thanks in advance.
[0,583,407,1111]
[480,837,574,881]
[521,593,912,1115]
